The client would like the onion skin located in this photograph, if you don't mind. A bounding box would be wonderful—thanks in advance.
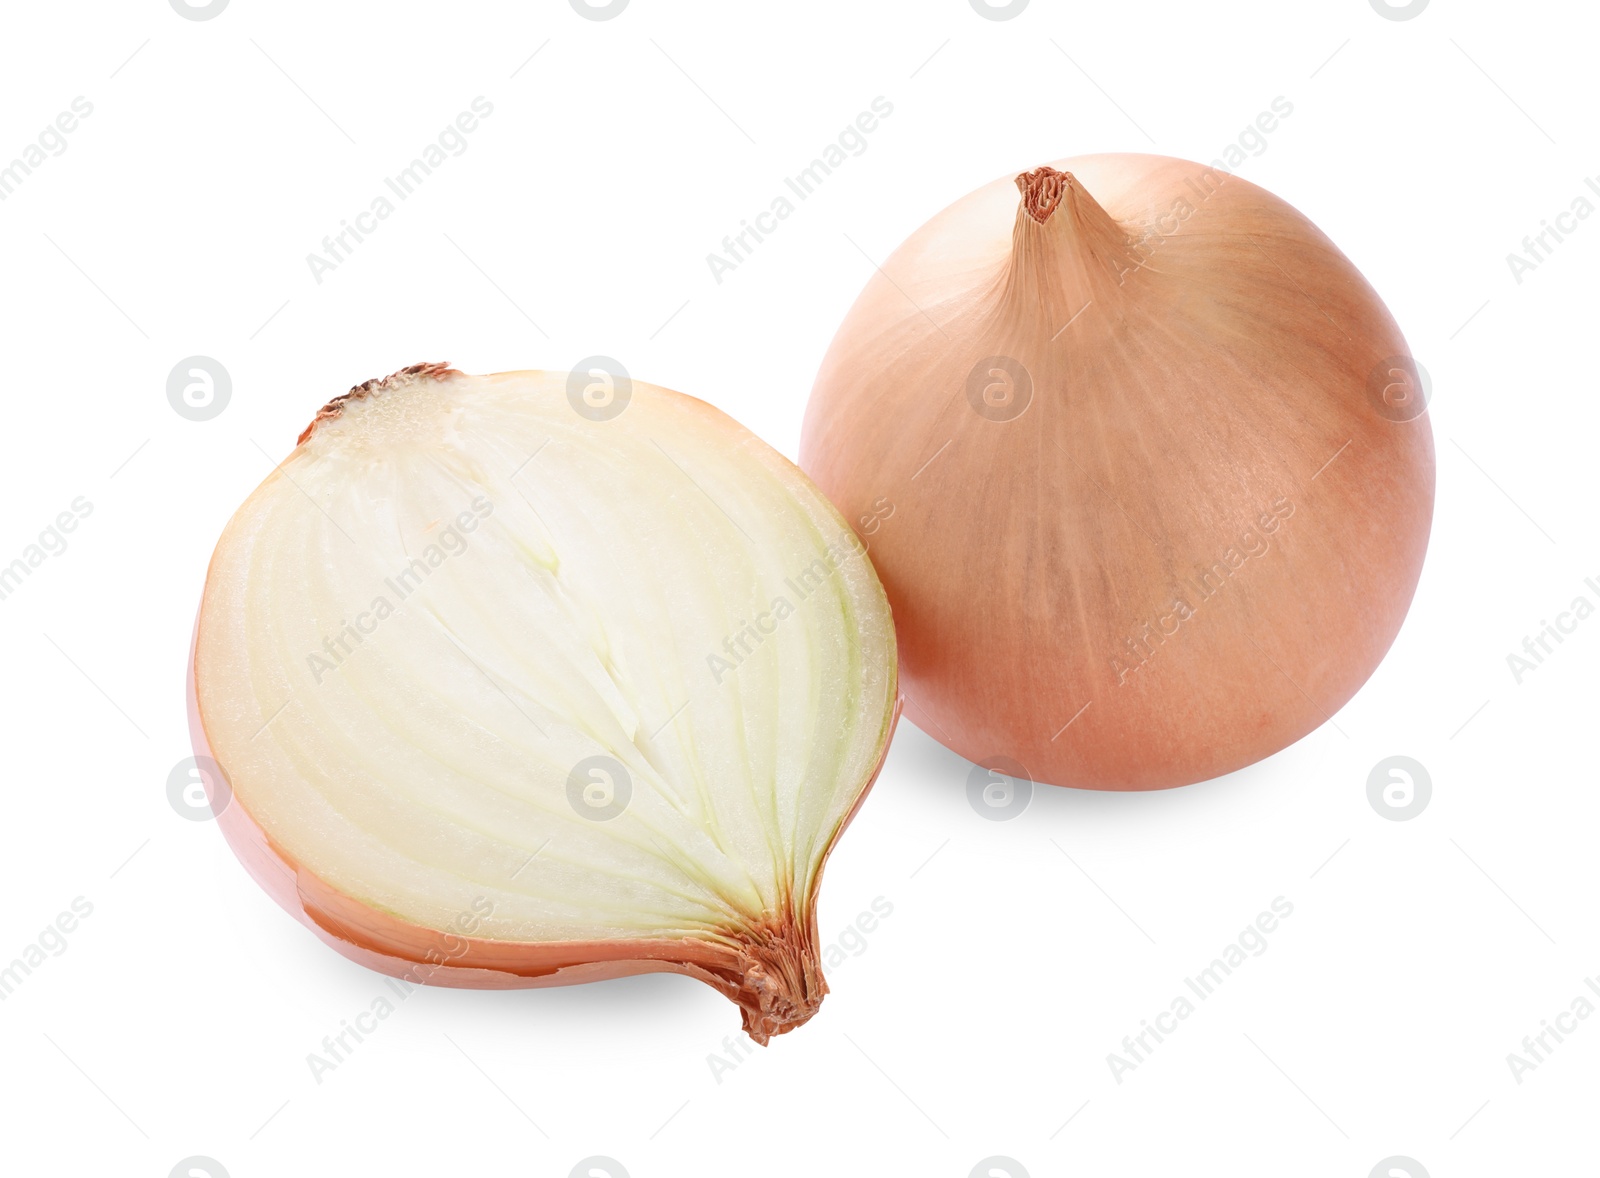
[190,369,900,1044]
[801,155,1434,790]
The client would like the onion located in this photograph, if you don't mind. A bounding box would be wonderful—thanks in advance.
[800,156,1434,790]
[191,363,898,1042]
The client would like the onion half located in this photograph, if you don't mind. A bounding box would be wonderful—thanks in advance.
[801,156,1434,790]
[192,364,898,1042]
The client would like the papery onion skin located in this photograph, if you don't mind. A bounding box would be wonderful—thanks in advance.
[192,365,898,1043]
[800,155,1434,791]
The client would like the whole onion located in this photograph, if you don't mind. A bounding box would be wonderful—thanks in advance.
[191,364,897,1041]
[801,156,1434,790]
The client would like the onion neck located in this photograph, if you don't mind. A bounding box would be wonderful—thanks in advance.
[1001,166,1129,326]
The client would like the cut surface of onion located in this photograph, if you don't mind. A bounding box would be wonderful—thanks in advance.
[192,364,897,1042]
[801,156,1434,791]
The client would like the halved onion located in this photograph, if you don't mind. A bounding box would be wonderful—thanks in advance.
[191,364,897,1042]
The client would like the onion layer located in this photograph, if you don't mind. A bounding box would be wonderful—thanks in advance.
[801,156,1434,790]
[192,364,897,1041]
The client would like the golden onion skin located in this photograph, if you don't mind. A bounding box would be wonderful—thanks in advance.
[801,155,1434,790]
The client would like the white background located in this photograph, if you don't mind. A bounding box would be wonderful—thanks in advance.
[0,1,1595,1175]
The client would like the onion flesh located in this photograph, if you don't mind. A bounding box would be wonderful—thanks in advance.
[193,364,898,1041]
